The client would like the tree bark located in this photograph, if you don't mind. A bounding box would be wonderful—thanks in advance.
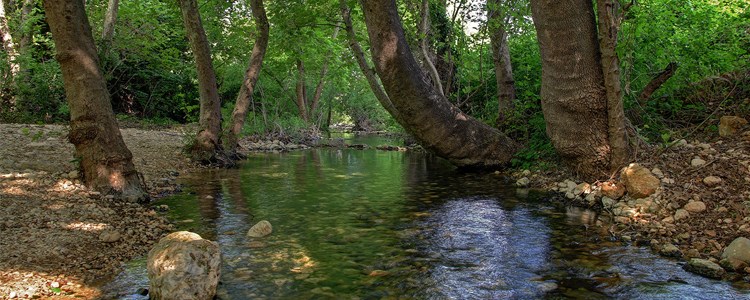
[101,0,118,44]
[224,0,269,155]
[596,0,631,171]
[178,0,224,164]
[361,0,519,168]
[530,0,611,179]
[419,0,444,96]
[487,0,516,127]
[340,1,401,122]
[43,0,145,199]
[309,22,342,116]
[639,62,678,102]
[0,0,19,77]
[295,58,309,122]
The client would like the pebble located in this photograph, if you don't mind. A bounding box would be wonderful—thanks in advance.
[703,176,723,186]
[674,209,690,221]
[691,158,707,167]
[683,201,707,213]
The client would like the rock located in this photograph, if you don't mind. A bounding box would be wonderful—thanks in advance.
[719,116,748,137]
[147,231,221,300]
[720,258,748,272]
[683,201,707,213]
[521,169,531,176]
[620,164,660,199]
[691,158,707,167]
[660,243,682,257]
[368,270,390,277]
[684,258,726,279]
[573,182,590,195]
[674,209,690,221]
[651,168,664,178]
[67,170,79,179]
[515,177,530,187]
[703,176,722,186]
[99,230,121,243]
[247,220,273,238]
[600,181,625,199]
[721,237,750,269]
[601,196,617,209]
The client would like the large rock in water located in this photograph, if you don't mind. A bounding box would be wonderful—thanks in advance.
[720,237,750,271]
[684,258,726,279]
[147,231,221,300]
[247,220,273,238]
[620,163,660,199]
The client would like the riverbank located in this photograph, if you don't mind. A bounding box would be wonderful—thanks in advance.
[509,128,750,280]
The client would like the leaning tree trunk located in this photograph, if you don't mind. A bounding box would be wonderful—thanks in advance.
[340,1,401,122]
[43,0,145,200]
[530,0,612,179]
[361,0,519,168]
[178,0,224,164]
[487,0,516,127]
[224,0,269,156]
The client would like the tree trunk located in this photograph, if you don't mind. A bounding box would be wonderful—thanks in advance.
[295,58,309,122]
[101,0,118,44]
[639,62,678,102]
[309,22,341,116]
[43,0,145,200]
[224,0,269,156]
[530,0,611,179]
[487,0,516,127]
[361,0,519,168]
[340,1,401,122]
[177,0,224,164]
[0,0,19,77]
[419,0,444,96]
[596,0,631,171]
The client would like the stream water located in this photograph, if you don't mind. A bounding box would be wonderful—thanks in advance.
[102,134,750,299]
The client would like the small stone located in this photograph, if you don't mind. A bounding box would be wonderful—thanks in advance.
[721,237,750,267]
[368,270,390,277]
[683,201,707,213]
[674,209,690,221]
[620,163,660,199]
[703,176,723,186]
[99,230,121,243]
[691,158,707,167]
[573,182,591,195]
[601,196,617,209]
[67,170,79,179]
[684,258,726,279]
[660,243,682,257]
[247,220,273,238]
[521,169,531,176]
[51,281,60,288]
[516,177,530,187]
[600,181,625,199]
[719,116,748,137]
[651,168,664,178]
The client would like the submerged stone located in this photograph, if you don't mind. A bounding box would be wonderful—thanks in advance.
[684,258,726,279]
[247,220,273,238]
[147,231,221,300]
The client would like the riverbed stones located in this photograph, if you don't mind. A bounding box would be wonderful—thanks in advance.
[691,158,707,167]
[515,177,530,187]
[99,230,122,243]
[719,116,748,137]
[147,231,221,300]
[621,164,660,199]
[683,201,707,213]
[674,209,690,221]
[684,258,726,279]
[247,220,273,238]
[703,176,723,187]
[660,243,682,257]
[720,237,750,271]
[600,181,625,199]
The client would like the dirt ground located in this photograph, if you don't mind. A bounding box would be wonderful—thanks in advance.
[0,123,196,299]
[0,121,749,299]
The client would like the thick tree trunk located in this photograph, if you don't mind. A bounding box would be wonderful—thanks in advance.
[101,0,118,43]
[340,1,401,122]
[309,23,341,116]
[639,62,678,102]
[43,0,145,200]
[224,0,269,155]
[419,0,444,96]
[530,0,611,179]
[487,0,516,127]
[596,0,631,171]
[178,0,224,163]
[361,0,519,168]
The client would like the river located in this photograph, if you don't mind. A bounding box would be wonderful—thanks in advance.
[102,134,750,299]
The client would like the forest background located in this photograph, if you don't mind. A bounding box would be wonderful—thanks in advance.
[0,0,748,169]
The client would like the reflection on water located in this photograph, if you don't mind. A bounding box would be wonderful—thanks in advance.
[102,137,750,299]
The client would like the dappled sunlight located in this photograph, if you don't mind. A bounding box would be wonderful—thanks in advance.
[99,165,125,191]
[64,222,109,232]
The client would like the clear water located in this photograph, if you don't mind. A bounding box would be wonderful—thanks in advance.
[102,135,750,299]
